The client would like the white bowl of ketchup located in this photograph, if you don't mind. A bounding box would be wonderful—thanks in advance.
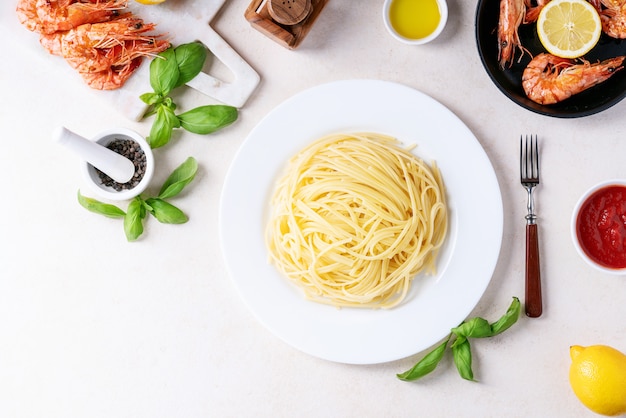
[571,179,626,274]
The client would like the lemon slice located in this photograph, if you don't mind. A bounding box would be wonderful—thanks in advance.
[537,0,601,58]
[134,0,167,4]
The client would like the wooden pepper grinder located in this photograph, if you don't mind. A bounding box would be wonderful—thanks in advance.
[245,0,330,49]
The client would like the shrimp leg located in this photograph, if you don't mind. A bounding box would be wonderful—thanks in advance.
[522,53,625,104]
[498,0,531,69]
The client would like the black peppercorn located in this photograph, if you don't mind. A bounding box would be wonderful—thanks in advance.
[95,138,147,191]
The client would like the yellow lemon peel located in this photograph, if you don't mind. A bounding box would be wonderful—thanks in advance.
[537,0,602,59]
[569,344,626,416]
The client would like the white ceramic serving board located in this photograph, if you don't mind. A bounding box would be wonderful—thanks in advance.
[102,0,260,120]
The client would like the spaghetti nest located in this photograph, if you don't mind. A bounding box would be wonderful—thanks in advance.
[266,133,448,308]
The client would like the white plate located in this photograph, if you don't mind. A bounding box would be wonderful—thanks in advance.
[219,80,503,365]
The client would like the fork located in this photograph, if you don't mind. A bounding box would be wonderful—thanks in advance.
[520,135,542,318]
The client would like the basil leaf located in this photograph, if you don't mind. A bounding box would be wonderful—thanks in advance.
[140,92,163,106]
[177,105,238,135]
[145,198,188,224]
[490,297,521,336]
[397,335,450,381]
[174,42,207,88]
[150,48,179,96]
[148,105,179,148]
[452,338,475,381]
[397,296,521,383]
[77,191,125,218]
[158,157,198,199]
[452,317,493,340]
[162,96,176,111]
[124,198,146,241]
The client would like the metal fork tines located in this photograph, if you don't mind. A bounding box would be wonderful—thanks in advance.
[520,135,542,318]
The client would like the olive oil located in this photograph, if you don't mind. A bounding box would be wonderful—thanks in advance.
[389,0,441,40]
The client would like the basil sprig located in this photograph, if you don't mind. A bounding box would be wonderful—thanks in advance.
[140,42,238,148]
[78,157,198,241]
[77,193,126,218]
[397,297,521,382]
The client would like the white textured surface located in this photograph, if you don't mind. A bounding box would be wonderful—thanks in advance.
[2,1,625,417]
[112,0,260,119]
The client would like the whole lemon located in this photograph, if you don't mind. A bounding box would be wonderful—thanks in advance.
[569,345,626,416]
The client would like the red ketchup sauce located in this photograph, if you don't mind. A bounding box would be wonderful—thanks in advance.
[576,185,626,269]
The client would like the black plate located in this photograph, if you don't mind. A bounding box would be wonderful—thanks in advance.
[475,0,626,118]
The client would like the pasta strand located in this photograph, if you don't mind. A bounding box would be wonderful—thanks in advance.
[266,133,448,308]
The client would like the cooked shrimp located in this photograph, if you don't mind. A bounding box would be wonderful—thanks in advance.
[40,18,169,74]
[589,0,602,9]
[498,0,530,68]
[80,56,142,90]
[16,0,127,34]
[595,0,626,38]
[522,53,625,104]
[40,18,169,89]
[525,0,550,23]
[16,0,168,90]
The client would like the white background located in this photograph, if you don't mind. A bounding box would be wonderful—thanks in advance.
[2,0,625,417]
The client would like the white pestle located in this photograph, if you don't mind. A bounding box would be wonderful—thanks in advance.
[53,126,136,184]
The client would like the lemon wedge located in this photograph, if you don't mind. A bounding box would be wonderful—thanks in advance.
[134,0,167,4]
[537,0,601,59]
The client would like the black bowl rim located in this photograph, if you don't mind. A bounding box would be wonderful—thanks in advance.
[474,0,626,118]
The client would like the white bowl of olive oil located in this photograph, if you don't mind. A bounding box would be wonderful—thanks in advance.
[383,0,448,45]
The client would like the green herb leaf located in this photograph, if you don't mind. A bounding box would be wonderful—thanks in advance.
[148,104,180,148]
[140,92,165,118]
[124,198,146,241]
[140,92,163,106]
[397,296,521,383]
[177,105,238,135]
[149,47,179,96]
[452,317,493,341]
[162,96,176,111]
[490,297,521,336]
[158,157,198,199]
[140,43,239,150]
[397,335,450,381]
[77,190,125,218]
[451,338,475,381]
[174,42,207,88]
[145,198,188,224]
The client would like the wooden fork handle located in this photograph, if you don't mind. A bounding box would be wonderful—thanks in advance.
[525,223,542,318]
